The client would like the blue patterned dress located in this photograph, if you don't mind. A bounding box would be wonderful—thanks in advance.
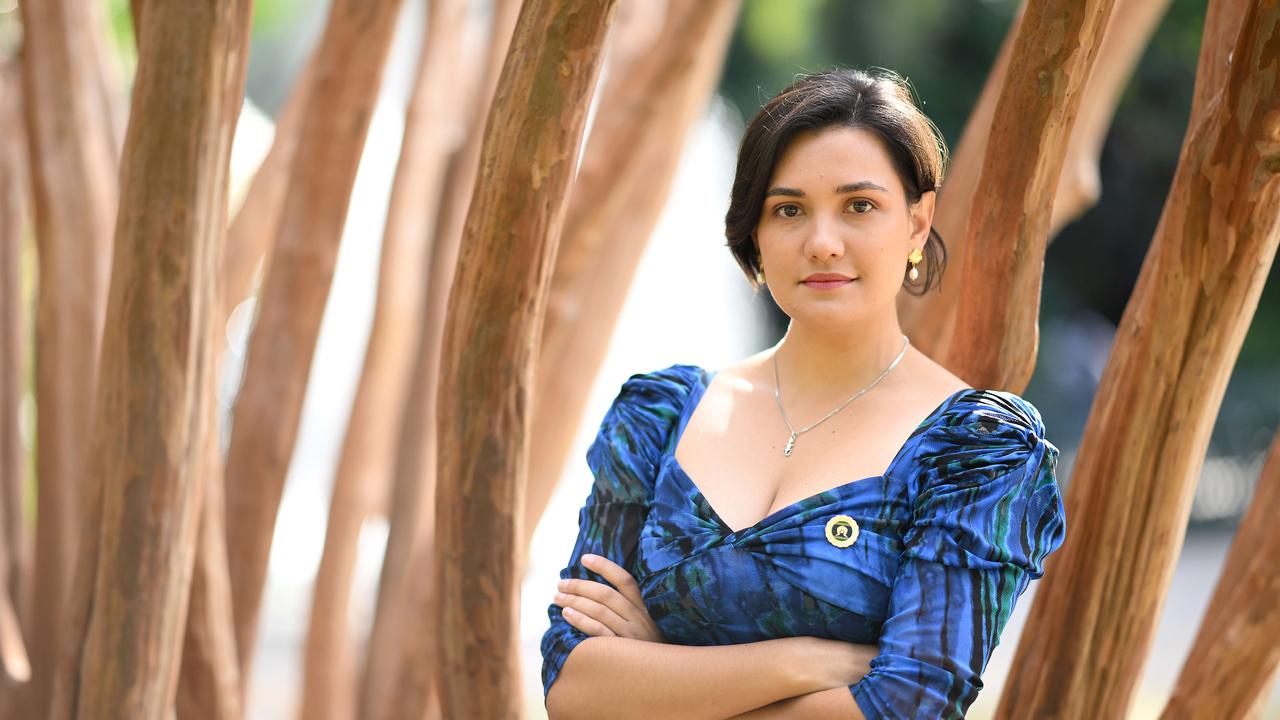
[540,364,1067,719]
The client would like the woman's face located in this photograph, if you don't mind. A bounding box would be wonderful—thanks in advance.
[754,126,935,329]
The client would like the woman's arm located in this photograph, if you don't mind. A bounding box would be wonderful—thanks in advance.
[546,635,870,720]
[724,687,866,720]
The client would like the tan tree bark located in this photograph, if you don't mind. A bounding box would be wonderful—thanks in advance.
[221,54,316,321]
[220,0,407,686]
[49,0,254,714]
[118,6,247,716]
[900,0,1171,361]
[944,0,1117,391]
[1159,429,1280,719]
[296,2,469,719]
[357,4,521,718]
[522,0,741,549]
[0,58,32,698]
[431,0,621,715]
[17,0,118,714]
[997,2,1280,717]
[176,422,242,720]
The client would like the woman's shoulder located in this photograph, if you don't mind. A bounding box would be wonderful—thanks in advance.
[603,362,707,418]
[940,388,1049,438]
[585,363,706,500]
[907,387,1066,576]
[913,387,1059,493]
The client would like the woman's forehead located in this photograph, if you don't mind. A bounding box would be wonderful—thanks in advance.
[768,127,900,194]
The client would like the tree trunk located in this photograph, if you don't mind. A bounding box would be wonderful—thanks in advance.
[176,420,242,720]
[1160,429,1280,719]
[0,57,33,702]
[997,2,1280,716]
[432,0,620,716]
[900,0,1170,361]
[221,51,316,321]
[945,0,1117,391]
[522,0,741,550]
[296,2,469,719]
[358,3,521,718]
[17,0,118,713]
[220,0,406,688]
[53,0,253,714]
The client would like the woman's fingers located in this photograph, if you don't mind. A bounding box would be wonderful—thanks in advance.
[580,554,646,610]
[559,605,617,637]
[557,578,634,626]
[554,589,629,634]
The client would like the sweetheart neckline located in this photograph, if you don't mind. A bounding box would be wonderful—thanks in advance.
[667,367,976,536]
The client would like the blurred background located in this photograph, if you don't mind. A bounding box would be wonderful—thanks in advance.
[17,0,1279,716]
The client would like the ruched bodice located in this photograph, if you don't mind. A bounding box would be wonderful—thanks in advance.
[541,364,1067,719]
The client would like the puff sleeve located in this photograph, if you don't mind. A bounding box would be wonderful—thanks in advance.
[850,391,1067,719]
[539,366,696,705]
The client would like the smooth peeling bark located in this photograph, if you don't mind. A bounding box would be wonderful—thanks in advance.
[57,0,253,715]
[1161,429,1280,719]
[522,0,741,549]
[221,53,316,323]
[997,2,1280,718]
[296,2,469,719]
[0,58,32,696]
[358,3,520,719]
[431,0,621,716]
[17,0,119,714]
[944,0,1117,392]
[900,0,1168,361]
[221,0,406,686]
[176,411,242,720]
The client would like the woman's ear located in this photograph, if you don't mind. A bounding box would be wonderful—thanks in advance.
[909,190,937,247]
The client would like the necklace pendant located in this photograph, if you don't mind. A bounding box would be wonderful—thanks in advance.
[784,432,797,457]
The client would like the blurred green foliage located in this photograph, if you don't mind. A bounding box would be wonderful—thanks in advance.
[103,0,307,59]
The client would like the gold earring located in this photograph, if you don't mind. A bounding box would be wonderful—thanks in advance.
[907,247,923,282]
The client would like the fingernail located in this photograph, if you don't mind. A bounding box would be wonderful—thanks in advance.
[582,554,596,564]
[557,579,569,590]
[563,607,576,616]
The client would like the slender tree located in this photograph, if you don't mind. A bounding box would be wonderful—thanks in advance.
[220,0,406,686]
[999,1,1280,716]
[298,1,469,718]
[1161,428,1280,719]
[899,0,1173,360]
[0,56,32,709]
[944,0,1117,390]
[522,0,742,548]
[358,2,522,717]
[17,0,118,711]
[431,0,622,715]
[50,0,253,715]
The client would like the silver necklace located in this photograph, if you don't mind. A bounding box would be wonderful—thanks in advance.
[772,334,910,457]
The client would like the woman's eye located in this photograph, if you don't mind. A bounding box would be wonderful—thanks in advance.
[848,199,874,214]
[773,204,802,218]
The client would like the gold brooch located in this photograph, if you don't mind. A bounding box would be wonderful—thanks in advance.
[825,514,859,548]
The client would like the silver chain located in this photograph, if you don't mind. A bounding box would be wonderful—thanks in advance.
[772,334,910,457]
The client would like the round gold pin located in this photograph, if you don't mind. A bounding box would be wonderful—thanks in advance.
[825,514,859,548]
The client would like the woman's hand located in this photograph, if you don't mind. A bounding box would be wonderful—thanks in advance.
[554,553,666,643]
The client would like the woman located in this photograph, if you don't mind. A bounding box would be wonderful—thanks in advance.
[540,67,1067,720]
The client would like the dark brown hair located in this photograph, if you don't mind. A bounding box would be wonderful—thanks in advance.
[725,67,949,296]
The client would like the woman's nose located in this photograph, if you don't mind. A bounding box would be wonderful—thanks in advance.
[805,217,844,259]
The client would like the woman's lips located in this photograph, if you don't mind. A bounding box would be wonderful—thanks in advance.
[801,278,855,290]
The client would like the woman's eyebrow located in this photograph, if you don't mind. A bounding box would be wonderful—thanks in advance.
[765,181,889,198]
[836,181,888,194]
[764,187,804,198]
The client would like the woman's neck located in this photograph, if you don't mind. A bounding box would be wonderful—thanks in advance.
[771,319,909,408]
